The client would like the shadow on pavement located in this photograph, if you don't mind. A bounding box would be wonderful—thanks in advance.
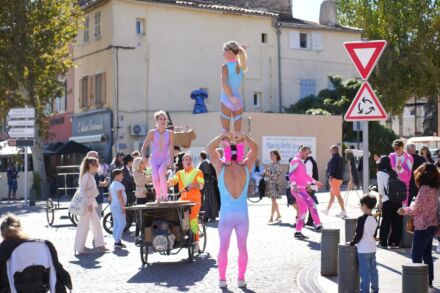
[303,239,321,251]
[127,254,216,291]
[377,262,402,275]
[70,250,107,269]
[112,248,130,257]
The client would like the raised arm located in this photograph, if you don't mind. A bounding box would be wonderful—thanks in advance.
[242,134,258,170]
[207,133,230,172]
[141,131,154,160]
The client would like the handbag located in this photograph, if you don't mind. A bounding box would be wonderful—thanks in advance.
[406,216,415,234]
[68,188,86,216]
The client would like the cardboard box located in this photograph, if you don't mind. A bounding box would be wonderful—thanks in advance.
[144,227,152,243]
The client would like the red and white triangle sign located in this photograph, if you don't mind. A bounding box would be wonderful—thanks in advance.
[345,82,388,121]
[344,40,387,80]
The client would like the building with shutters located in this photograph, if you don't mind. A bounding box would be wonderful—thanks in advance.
[72,0,361,155]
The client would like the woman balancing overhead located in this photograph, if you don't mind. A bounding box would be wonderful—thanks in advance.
[220,41,248,165]
[207,132,258,289]
[141,111,174,203]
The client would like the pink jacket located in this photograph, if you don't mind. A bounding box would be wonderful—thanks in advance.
[389,152,413,184]
[403,185,439,230]
[289,154,315,189]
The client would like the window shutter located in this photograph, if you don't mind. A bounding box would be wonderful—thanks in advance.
[89,76,95,107]
[289,31,300,49]
[102,72,107,105]
[312,32,323,51]
[79,77,83,108]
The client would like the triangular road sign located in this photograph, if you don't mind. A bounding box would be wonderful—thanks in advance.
[345,82,388,121]
[344,40,387,80]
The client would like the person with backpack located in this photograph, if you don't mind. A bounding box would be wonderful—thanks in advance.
[389,140,414,207]
[377,156,403,248]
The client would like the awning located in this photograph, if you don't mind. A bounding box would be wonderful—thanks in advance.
[69,134,105,144]
[45,140,91,155]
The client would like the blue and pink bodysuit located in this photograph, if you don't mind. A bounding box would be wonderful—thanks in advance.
[217,165,250,282]
[220,60,245,164]
[289,154,322,232]
[389,152,413,206]
[150,129,171,201]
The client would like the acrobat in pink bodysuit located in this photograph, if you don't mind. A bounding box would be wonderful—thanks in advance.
[141,111,174,202]
[389,152,413,206]
[289,152,322,234]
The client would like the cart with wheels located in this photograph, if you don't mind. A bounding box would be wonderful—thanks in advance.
[127,200,207,265]
[45,165,80,227]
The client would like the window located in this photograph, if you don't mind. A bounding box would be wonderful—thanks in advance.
[94,11,101,40]
[299,33,308,49]
[54,96,66,113]
[83,16,89,43]
[261,33,267,43]
[253,92,261,107]
[80,76,89,108]
[95,72,106,107]
[136,18,145,35]
[299,79,316,99]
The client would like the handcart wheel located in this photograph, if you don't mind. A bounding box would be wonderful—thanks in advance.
[46,198,55,226]
[103,213,113,235]
[68,212,78,227]
[140,243,149,265]
[188,231,194,263]
[197,218,207,254]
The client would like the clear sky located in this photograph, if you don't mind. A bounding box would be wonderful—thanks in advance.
[292,0,323,22]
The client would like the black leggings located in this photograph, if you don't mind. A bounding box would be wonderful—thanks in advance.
[380,201,402,246]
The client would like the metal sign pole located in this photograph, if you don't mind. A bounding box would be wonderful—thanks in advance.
[362,121,369,194]
[24,147,29,205]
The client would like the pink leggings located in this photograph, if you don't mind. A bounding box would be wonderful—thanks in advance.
[218,213,249,281]
[151,157,169,200]
[293,189,321,232]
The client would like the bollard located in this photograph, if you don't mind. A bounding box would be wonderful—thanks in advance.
[344,218,357,243]
[400,216,413,248]
[402,263,429,293]
[321,228,340,276]
[338,244,359,293]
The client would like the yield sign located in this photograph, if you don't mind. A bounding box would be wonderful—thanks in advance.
[344,82,388,121]
[344,40,387,80]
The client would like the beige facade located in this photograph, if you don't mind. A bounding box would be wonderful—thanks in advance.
[73,0,360,155]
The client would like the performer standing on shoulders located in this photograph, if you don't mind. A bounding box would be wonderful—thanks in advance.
[220,41,248,165]
[207,132,257,289]
[141,111,174,203]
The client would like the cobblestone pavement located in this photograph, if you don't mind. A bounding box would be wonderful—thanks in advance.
[0,192,351,293]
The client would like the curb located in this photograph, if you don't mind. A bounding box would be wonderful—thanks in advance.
[296,260,326,293]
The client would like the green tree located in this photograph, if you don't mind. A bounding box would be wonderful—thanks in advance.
[0,0,82,202]
[337,0,440,114]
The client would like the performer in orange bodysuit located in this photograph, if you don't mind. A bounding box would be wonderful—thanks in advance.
[171,153,204,252]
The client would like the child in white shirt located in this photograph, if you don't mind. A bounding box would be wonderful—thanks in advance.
[350,194,379,293]
[109,169,127,248]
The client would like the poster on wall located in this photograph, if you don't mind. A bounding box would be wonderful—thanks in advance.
[262,136,316,164]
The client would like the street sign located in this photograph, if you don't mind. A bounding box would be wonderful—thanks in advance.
[7,120,35,127]
[345,82,388,121]
[7,108,35,119]
[344,40,387,80]
[16,140,35,147]
[8,127,35,138]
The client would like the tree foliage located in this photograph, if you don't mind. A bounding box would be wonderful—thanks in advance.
[337,0,440,114]
[0,0,82,201]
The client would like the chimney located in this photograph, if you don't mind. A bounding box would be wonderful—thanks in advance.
[213,0,292,18]
[319,0,338,26]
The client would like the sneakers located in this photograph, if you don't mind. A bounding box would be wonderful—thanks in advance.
[114,241,126,248]
[237,280,247,288]
[336,211,347,218]
[315,225,322,233]
[219,280,227,288]
[321,209,329,215]
[294,232,306,239]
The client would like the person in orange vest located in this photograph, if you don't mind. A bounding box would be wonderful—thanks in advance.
[171,153,204,252]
